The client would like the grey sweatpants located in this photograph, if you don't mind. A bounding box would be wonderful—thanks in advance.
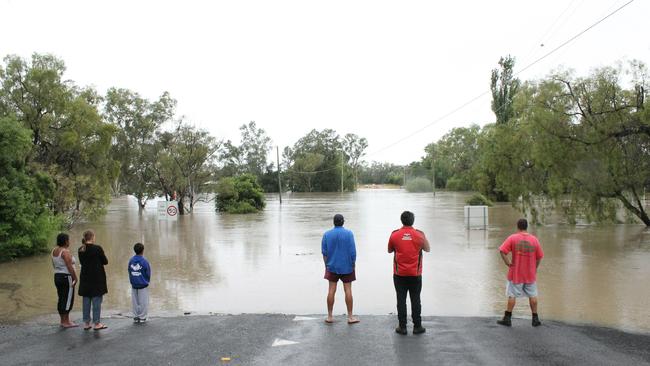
[131,287,149,319]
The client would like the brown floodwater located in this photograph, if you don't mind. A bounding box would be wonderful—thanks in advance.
[0,190,648,332]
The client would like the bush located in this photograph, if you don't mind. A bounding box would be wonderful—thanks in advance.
[215,174,266,214]
[466,193,493,206]
[405,177,432,193]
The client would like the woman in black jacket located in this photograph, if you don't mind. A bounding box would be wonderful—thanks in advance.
[78,230,108,330]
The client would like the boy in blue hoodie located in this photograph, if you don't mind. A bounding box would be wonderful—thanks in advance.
[128,243,151,323]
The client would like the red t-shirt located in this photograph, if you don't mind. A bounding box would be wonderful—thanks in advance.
[388,226,426,276]
[499,232,544,284]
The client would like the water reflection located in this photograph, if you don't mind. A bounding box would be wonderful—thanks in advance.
[0,190,648,332]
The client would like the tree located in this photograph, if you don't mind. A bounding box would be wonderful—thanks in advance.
[342,133,368,188]
[0,54,117,223]
[0,117,60,260]
[491,55,520,124]
[154,122,219,215]
[285,129,350,192]
[215,174,266,214]
[481,55,521,201]
[497,61,650,226]
[104,88,176,209]
[422,125,481,191]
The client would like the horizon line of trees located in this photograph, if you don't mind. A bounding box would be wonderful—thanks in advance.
[1,52,648,260]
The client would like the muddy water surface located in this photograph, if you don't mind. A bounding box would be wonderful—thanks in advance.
[0,190,648,332]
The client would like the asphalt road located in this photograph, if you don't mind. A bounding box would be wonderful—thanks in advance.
[0,314,648,366]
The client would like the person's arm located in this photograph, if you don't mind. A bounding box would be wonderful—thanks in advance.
[350,233,356,269]
[421,233,431,252]
[99,246,108,265]
[62,250,78,286]
[321,234,328,266]
[536,258,542,269]
[499,251,512,267]
[387,235,394,253]
[144,260,151,282]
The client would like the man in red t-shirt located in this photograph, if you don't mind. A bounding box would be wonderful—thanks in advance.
[388,211,430,335]
[497,218,544,327]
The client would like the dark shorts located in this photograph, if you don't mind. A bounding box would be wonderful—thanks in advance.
[324,270,356,283]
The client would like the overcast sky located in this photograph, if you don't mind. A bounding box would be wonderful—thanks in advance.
[1,0,648,164]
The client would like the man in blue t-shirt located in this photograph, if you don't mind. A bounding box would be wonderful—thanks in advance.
[321,214,359,324]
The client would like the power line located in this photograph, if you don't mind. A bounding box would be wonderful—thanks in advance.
[366,0,636,158]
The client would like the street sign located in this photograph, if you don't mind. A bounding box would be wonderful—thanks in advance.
[158,201,179,220]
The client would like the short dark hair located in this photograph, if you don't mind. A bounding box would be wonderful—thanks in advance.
[134,242,145,255]
[56,233,69,247]
[517,218,528,231]
[400,211,415,226]
[333,214,344,227]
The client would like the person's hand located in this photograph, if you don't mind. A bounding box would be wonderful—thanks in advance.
[72,279,77,286]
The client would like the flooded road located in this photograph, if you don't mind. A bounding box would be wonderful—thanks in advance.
[0,190,648,332]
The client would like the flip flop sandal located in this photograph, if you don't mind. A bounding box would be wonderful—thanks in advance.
[347,319,360,324]
[83,326,92,331]
[93,325,108,330]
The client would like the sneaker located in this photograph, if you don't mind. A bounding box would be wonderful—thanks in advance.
[413,325,426,334]
[133,317,140,323]
[139,318,147,323]
[395,326,407,335]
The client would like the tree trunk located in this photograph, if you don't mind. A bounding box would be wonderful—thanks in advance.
[616,192,650,226]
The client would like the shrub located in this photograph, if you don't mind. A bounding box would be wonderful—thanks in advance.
[215,174,266,214]
[405,177,432,193]
[466,193,493,206]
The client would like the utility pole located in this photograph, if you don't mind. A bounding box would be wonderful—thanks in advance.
[276,146,282,204]
[340,150,344,193]
[403,166,406,187]
[432,150,436,197]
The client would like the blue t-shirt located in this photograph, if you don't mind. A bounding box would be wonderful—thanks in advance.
[321,226,356,274]
[128,255,151,289]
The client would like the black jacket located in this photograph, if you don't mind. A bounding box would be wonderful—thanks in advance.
[78,244,108,297]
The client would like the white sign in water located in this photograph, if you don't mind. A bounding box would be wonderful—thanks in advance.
[464,205,488,229]
[157,201,179,220]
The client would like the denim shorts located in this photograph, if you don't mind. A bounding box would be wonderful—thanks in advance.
[506,281,538,298]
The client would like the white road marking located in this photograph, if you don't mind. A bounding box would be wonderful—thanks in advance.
[272,338,300,347]
[293,316,318,321]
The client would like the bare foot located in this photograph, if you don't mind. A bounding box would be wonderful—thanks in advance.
[61,322,79,328]
[93,323,108,330]
[324,317,335,324]
[347,316,360,324]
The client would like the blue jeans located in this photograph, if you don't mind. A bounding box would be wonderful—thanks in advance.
[82,296,103,324]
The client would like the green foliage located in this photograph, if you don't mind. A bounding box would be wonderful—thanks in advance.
[0,54,117,224]
[490,61,650,225]
[424,125,482,191]
[359,162,403,185]
[104,88,176,208]
[154,122,219,215]
[0,117,61,261]
[466,193,493,206]
[491,55,520,124]
[215,174,266,214]
[284,129,356,192]
[405,177,432,193]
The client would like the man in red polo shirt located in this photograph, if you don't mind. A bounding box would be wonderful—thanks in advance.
[497,218,544,327]
[388,211,430,335]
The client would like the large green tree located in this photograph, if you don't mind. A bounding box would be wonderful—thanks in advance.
[496,62,650,226]
[154,122,219,214]
[284,129,353,192]
[104,88,176,209]
[0,54,116,223]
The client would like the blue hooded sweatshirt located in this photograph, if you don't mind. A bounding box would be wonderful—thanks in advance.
[128,255,151,289]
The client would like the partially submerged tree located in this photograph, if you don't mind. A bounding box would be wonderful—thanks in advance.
[104,88,176,209]
[215,174,265,214]
[501,61,650,226]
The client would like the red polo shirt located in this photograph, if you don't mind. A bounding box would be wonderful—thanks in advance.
[388,226,426,276]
